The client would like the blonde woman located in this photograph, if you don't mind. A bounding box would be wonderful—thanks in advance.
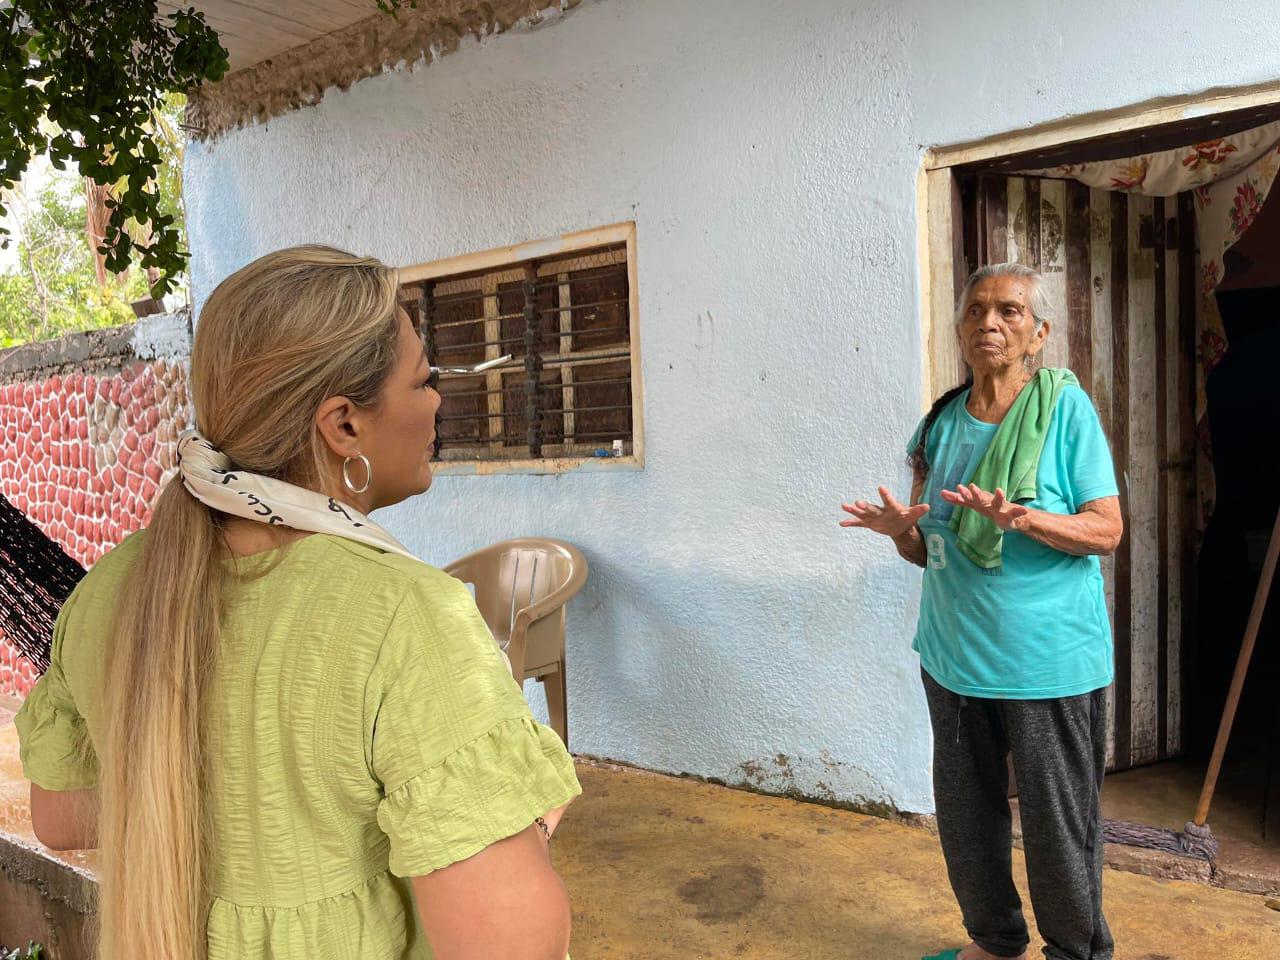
[15,247,580,960]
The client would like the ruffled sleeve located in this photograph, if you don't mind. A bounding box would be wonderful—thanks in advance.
[367,571,581,877]
[377,715,579,876]
[13,586,98,791]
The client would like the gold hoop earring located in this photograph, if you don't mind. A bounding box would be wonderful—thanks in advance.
[343,454,372,494]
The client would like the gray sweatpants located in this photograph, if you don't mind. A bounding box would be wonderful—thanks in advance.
[922,669,1114,960]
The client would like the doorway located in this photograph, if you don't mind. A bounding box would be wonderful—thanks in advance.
[924,97,1280,889]
[1103,212,1280,888]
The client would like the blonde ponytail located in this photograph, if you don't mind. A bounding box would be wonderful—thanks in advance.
[98,481,225,958]
[95,246,402,959]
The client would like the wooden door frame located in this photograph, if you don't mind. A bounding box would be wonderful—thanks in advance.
[915,79,1280,408]
[916,82,1280,769]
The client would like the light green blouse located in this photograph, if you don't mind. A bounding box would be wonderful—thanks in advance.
[15,532,581,959]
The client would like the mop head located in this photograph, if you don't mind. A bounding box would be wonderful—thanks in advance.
[1101,819,1218,862]
[1179,820,1221,860]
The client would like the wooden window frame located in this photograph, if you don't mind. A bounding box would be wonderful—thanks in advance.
[399,222,644,476]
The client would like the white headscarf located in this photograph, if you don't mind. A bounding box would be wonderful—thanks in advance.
[176,430,416,559]
[176,429,512,670]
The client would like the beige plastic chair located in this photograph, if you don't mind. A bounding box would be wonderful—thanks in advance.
[444,538,588,747]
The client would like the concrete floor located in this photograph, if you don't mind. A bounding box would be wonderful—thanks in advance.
[1102,753,1280,896]
[4,705,1280,958]
[1106,755,1278,846]
[560,761,1280,959]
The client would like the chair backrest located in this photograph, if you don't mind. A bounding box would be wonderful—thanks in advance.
[444,538,587,676]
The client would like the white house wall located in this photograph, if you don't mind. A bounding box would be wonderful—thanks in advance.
[183,0,1280,814]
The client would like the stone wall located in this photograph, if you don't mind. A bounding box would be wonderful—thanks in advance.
[0,314,193,699]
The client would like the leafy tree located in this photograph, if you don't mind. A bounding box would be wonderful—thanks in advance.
[83,94,190,297]
[0,155,153,348]
[0,1,228,298]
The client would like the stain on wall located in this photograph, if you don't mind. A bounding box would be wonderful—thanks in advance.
[187,0,585,141]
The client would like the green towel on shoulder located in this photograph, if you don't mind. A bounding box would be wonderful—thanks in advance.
[949,367,1079,569]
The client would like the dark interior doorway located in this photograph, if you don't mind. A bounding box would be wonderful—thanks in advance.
[1106,195,1280,886]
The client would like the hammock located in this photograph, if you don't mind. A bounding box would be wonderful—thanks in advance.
[0,494,85,673]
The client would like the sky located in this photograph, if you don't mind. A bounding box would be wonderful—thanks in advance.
[0,152,54,271]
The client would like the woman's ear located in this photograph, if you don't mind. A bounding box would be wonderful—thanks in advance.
[315,395,364,461]
[1029,319,1050,356]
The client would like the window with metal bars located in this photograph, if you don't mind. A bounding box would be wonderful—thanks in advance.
[400,238,639,466]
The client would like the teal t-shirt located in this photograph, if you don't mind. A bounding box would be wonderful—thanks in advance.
[908,384,1120,699]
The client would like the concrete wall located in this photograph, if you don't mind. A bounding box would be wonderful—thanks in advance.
[0,316,193,698]
[0,700,96,958]
[182,0,1280,814]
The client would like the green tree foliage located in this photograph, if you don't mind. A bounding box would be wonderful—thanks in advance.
[0,1,228,298]
[0,164,150,348]
[0,95,188,348]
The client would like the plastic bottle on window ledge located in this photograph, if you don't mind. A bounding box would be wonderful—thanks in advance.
[612,439,624,458]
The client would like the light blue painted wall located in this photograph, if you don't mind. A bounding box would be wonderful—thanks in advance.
[183,0,1280,814]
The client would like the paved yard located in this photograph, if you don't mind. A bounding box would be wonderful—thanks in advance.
[4,704,1278,959]
[558,761,1280,959]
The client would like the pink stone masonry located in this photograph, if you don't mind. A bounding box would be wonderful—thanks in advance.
[0,358,192,698]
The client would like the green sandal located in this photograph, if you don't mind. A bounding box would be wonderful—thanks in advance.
[921,951,962,960]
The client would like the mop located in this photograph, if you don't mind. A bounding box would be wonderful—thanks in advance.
[1102,501,1280,862]
[0,493,86,673]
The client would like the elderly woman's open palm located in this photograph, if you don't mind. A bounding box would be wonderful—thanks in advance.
[840,486,929,538]
[941,482,1030,531]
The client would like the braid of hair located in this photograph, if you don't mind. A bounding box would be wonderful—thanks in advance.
[907,376,972,475]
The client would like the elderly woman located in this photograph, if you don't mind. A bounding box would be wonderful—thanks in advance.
[842,263,1123,960]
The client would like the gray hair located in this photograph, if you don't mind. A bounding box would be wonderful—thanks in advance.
[954,262,1054,329]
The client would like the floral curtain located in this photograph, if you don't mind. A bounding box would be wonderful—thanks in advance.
[1022,120,1280,522]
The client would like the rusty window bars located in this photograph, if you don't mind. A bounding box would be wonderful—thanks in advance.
[417,243,633,463]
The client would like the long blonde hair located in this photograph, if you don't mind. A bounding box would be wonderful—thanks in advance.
[97,246,403,960]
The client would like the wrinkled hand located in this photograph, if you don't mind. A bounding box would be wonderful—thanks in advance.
[940,483,1029,531]
[840,486,929,539]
